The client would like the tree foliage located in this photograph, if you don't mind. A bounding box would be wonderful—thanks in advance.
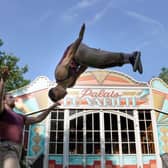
[0,38,30,91]
[158,67,168,84]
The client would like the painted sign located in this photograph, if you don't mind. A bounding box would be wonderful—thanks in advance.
[62,88,150,108]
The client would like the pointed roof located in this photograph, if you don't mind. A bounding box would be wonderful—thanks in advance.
[76,70,147,87]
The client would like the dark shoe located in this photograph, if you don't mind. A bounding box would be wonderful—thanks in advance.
[129,52,137,72]
[138,55,143,74]
[129,51,143,74]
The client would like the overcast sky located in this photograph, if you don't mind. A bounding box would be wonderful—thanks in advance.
[0,0,168,83]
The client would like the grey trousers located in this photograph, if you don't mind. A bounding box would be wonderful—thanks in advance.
[0,141,21,168]
[74,43,125,68]
[161,153,168,168]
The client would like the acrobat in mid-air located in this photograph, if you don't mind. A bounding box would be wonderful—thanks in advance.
[48,23,143,102]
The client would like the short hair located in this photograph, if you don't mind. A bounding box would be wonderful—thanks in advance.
[3,93,9,100]
[3,93,13,100]
[48,86,67,102]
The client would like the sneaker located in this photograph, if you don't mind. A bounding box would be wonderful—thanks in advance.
[138,55,143,74]
[129,51,143,74]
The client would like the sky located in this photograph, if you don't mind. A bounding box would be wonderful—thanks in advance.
[0,0,168,84]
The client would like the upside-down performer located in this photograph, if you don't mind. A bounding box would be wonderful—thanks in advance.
[49,24,143,102]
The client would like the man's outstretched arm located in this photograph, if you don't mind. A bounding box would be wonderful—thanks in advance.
[25,102,60,125]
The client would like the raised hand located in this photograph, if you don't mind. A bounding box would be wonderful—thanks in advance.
[79,23,85,40]
[0,66,10,81]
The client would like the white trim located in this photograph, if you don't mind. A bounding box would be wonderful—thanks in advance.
[150,86,161,166]
[118,114,123,167]
[72,86,149,89]
[151,110,162,167]
[44,96,53,168]
[100,111,105,168]
[134,109,143,167]
[83,114,86,167]
[43,113,51,168]
[63,109,70,168]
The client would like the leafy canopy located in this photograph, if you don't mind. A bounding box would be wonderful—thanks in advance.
[158,67,168,84]
[0,38,30,91]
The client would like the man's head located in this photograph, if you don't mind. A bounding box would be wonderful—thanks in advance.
[4,93,15,108]
[48,85,67,102]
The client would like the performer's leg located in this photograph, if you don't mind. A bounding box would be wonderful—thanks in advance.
[75,43,143,73]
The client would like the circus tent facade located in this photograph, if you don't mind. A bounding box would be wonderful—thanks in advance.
[11,70,168,168]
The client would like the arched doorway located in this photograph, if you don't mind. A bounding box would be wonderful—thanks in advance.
[68,109,137,167]
[47,109,156,168]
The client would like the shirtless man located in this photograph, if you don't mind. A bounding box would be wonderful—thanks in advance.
[48,24,143,102]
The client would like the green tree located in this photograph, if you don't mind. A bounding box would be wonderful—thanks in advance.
[158,67,168,84]
[0,38,30,91]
